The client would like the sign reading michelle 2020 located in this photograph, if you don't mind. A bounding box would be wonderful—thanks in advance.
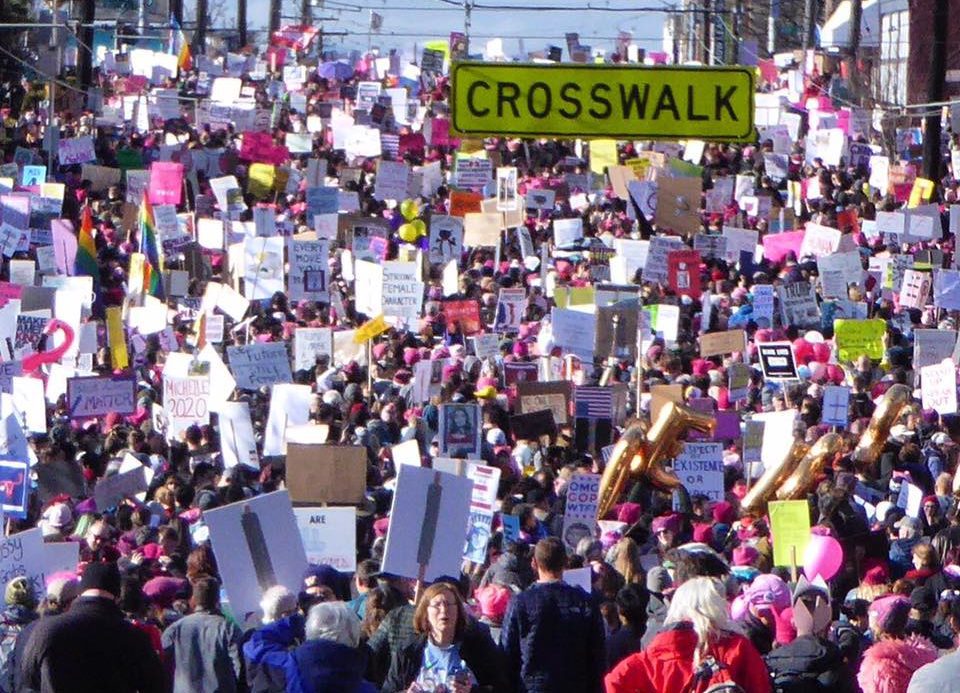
[451,63,755,142]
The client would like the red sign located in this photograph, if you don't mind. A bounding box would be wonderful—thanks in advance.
[666,249,702,299]
[443,300,482,335]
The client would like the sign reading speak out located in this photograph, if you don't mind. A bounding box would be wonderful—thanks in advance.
[451,63,755,141]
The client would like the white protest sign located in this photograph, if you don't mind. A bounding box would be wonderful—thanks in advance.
[382,262,423,326]
[752,284,775,326]
[293,507,357,572]
[778,282,820,327]
[798,223,841,258]
[227,343,293,390]
[373,161,410,201]
[672,442,724,506]
[821,386,850,427]
[66,375,136,419]
[57,136,96,166]
[263,383,312,457]
[218,401,259,470]
[382,466,473,583]
[288,239,330,303]
[163,375,211,440]
[899,269,931,309]
[562,473,600,551]
[94,464,148,509]
[294,327,332,372]
[464,463,501,564]
[428,216,464,266]
[921,358,957,415]
[0,529,73,597]
[204,490,309,622]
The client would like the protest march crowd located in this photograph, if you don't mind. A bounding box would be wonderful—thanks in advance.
[2,14,960,693]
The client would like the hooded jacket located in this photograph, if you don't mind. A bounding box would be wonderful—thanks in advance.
[764,634,854,693]
[605,623,772,693]
[857,635,938,693]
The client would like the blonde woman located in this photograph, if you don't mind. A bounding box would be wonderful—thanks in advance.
[605,577,771,693]
[609,538,643,586]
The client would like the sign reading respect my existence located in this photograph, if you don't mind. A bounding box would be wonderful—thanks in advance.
[451,63,755,141]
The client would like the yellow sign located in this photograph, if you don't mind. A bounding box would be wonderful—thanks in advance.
[834,319,886,362]
[769,500,811,568]
[354,314,389,344]
[451,62,755,141]
[106,306,129,370]
[908,177,935,208]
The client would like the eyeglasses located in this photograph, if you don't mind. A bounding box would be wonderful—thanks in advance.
[427,600,458,611]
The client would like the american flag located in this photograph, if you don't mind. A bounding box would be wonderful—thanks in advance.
[574,387,613,419]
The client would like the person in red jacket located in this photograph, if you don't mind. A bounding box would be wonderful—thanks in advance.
[605,576,771,693]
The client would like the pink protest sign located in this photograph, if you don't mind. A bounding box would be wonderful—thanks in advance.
[428,118,451,146]
[52,219,78,276]
[239,132,289,166]
[148,162,184,205]
[762,230,805,263]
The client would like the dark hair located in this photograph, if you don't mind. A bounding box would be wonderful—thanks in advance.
[534,537,567,574]
[669,546,729,585]
[190,577,221,612]
[356,559,380,590]
[616,584,649,629]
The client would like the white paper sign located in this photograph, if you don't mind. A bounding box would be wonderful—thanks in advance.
[293,507,357,572]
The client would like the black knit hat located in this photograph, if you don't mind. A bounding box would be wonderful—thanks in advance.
[80,562,122,597]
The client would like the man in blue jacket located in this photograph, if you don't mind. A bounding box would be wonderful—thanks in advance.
[500,537,605,693]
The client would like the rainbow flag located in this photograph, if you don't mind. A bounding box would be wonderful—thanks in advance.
[74,206,99,284]
[138,193,165,300]
[170,17,193,73]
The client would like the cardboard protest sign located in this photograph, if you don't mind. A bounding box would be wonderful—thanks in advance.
[227,343,292,390]
[921,359,957,415]
[286,444,366,504]
[768,500,811,567]
[204,490,308,622]
[382,466,473,583]
[595,303,639,362]
[834,319,886,362]
[655,175,702,236]
[758,341,799,380]
[438,403,482,458]
[293,507,357,572]
[672,442,724,506]
[464,464,501,563]
[516,381,571,425]
[66,376,136,418]
[562,473,600,551]
[700,330,746,358]
[821,386,851,427]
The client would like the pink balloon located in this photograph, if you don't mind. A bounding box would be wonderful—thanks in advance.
[793,339,814,365]
[808,361,827,383]
[812,342,831,362]
[803,532,844,581]
[826,364,845,384]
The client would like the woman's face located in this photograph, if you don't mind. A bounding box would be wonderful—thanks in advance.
[426,589,459,642]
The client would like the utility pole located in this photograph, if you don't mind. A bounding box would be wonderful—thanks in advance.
[77,0,94,95]
[803,0,816,54]
[269,0,281,38]
[767,0,776,55]
[237,0,247,48]
[702,0,711,63]
[464,0,473,49]
[195,0,208,55]
[300,0,311,27]
[848,0,862,98]
[922,0,949,180]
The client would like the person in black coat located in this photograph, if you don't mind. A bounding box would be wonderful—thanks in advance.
[605,584,649,672]
[381,582,506,693]
[765,576,855,693]
[19,562,166,693]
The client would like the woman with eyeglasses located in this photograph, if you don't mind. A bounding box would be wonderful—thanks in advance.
[605,576,771,693]
[381,582,506,693]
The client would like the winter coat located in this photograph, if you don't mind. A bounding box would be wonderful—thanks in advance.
[160,609,244,693]
[604,623,772,693]
[907,649,960,692]
[19,596,165,693]
[501,580,605,693]
[381,630,507,693]
[0,605,35,693]
[243,616,376,693]
[857,635,938,693]
[605,624,644,672]
[764,634,854,693]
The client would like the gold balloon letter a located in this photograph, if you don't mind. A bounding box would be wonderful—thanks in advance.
[597,402,716,520]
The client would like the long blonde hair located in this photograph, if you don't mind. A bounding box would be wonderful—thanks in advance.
[611,538,643,585]
[663,577,740,666]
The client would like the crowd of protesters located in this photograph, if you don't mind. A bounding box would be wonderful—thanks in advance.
[0,20,959,693]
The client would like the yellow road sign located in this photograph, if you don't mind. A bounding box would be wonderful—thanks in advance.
[451,62,755,142]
